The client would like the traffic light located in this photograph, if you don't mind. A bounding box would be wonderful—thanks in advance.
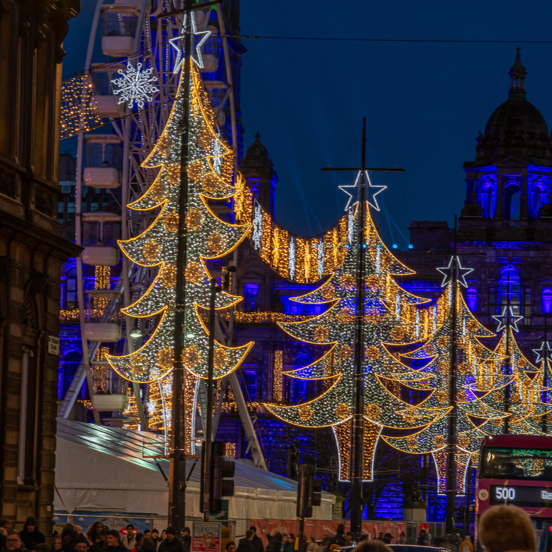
[200,441,235,514]
[296,464,322,519]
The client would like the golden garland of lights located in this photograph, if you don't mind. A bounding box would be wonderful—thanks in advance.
[273,350,283,403]
[60,75,102,139]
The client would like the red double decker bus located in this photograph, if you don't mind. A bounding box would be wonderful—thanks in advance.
[476,434,552,550]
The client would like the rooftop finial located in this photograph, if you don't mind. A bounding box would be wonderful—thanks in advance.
[509,47,527,94]
[254,132,261,141]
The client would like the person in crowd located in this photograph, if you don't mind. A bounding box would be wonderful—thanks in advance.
[74,528,83,536]
[150,531,161,552]
[1,522,13,534]
[122,526,136,551]
[416,530,427,546]
[331,526,345,548]
[143,533,151,540]
[248,528,263,552]
[479,505,536,552]
[20,517,46,550]
[63,525,75,534]
[350,542,392,552]
[74,538,90,552]
[283,534,295,552]
[374,534,384,543]
[306,537,318,552]
[397,534,407,545]
[343,535,351,547]
[139,537,156,552]
[5,532,23,552]
[160,532,167,543]
[180,528,190,552]
[52,537,63,551]
[458,535,472,552]
[382,535,392,545]
[265,533,281,552]
[105,531,128,552]
[225,543,236,552]
[237,531,255,552]
[158,528,181,552]
[62,530,79,552]
[36,544,50,552]
[86,524,104,546]
[221,527,232,552]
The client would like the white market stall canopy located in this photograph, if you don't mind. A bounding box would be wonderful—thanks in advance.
[55,419,335,522]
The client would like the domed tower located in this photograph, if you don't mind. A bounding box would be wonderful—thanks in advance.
[240,132,277,217]
[461,49,552,240]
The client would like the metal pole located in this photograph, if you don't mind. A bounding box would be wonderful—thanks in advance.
[543,315,548,434]
[350,117,367,535]
[169,0,193,529]
[504,275,511,435]
[204,278,219,520]
[445,216,458,536]
[465,465,471,539]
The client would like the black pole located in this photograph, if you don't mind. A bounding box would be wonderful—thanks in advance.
[204,278,219,520]
[445,216,458,536]
[169,0,193,530]
[465,465,471,539]
[504,274,511,435]
[543,315,548,434]
[350,118,367,535]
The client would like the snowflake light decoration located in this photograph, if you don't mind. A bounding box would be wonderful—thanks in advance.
[111,62,159,109]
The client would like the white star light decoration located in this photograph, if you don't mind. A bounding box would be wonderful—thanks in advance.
[169,12,211,74]
[111,62,159,109]
[493,306,524,333]
[533,341,552,363]
[339,170,386,211]
[436,256,474,288]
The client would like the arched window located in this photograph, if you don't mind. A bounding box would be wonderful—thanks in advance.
[532,183,548,219]
[244,283,259,312]
[499,267,522,314]
[480,184,495,219]
[61,265,78,311]
[59,349,83,399]
[292,353,313,403]
[542,288,552,314]
[504,183,521,221]
[466,287,478,312]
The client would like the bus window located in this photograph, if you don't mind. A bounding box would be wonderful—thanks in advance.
[481,447,552,480]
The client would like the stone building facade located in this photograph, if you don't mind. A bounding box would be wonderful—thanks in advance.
[0,0,81,531]
[398,50,552,359]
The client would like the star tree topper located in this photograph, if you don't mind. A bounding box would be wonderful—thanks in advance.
[493,306,524,333]
[436,256,473,288]
[533,341,552,363]
[170,12,211,74]
[339,170,386,211]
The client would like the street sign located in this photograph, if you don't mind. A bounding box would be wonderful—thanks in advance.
[209,500,228,521]
[48,335,60,355]
[191,522,221,552]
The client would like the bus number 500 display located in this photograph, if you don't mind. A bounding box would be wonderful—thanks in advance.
[495,487,516,500]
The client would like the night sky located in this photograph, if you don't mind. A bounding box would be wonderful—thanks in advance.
[63,0,552,246]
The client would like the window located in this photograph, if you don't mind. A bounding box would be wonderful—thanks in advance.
[504,184,521,221]
[480,184,495,219]
[61,266,78,310]
[524,287,532,322]
[466,287,478,312]
[244,283,259,312]
[532,184,548,219]
[489,286,498,315]
[542,288,552,314]
[499,267,522,315]
[242,370,257,401]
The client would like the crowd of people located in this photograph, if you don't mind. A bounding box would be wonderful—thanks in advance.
[0,506,542,552]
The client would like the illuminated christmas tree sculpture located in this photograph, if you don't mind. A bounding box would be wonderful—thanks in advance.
[493,324,552,437]
[267,192,450,480]
[107,65,253,387]
[383,281,511,493]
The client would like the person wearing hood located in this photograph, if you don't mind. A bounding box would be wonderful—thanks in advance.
[139,537,157,552]
[266,534,282,552]
[20,517,46,550]
[158,528,182,552]
[180,529,190,552]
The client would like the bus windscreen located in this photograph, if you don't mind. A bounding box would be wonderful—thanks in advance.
[481,447,552,481]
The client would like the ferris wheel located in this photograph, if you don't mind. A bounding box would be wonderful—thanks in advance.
[58,0,266,467]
